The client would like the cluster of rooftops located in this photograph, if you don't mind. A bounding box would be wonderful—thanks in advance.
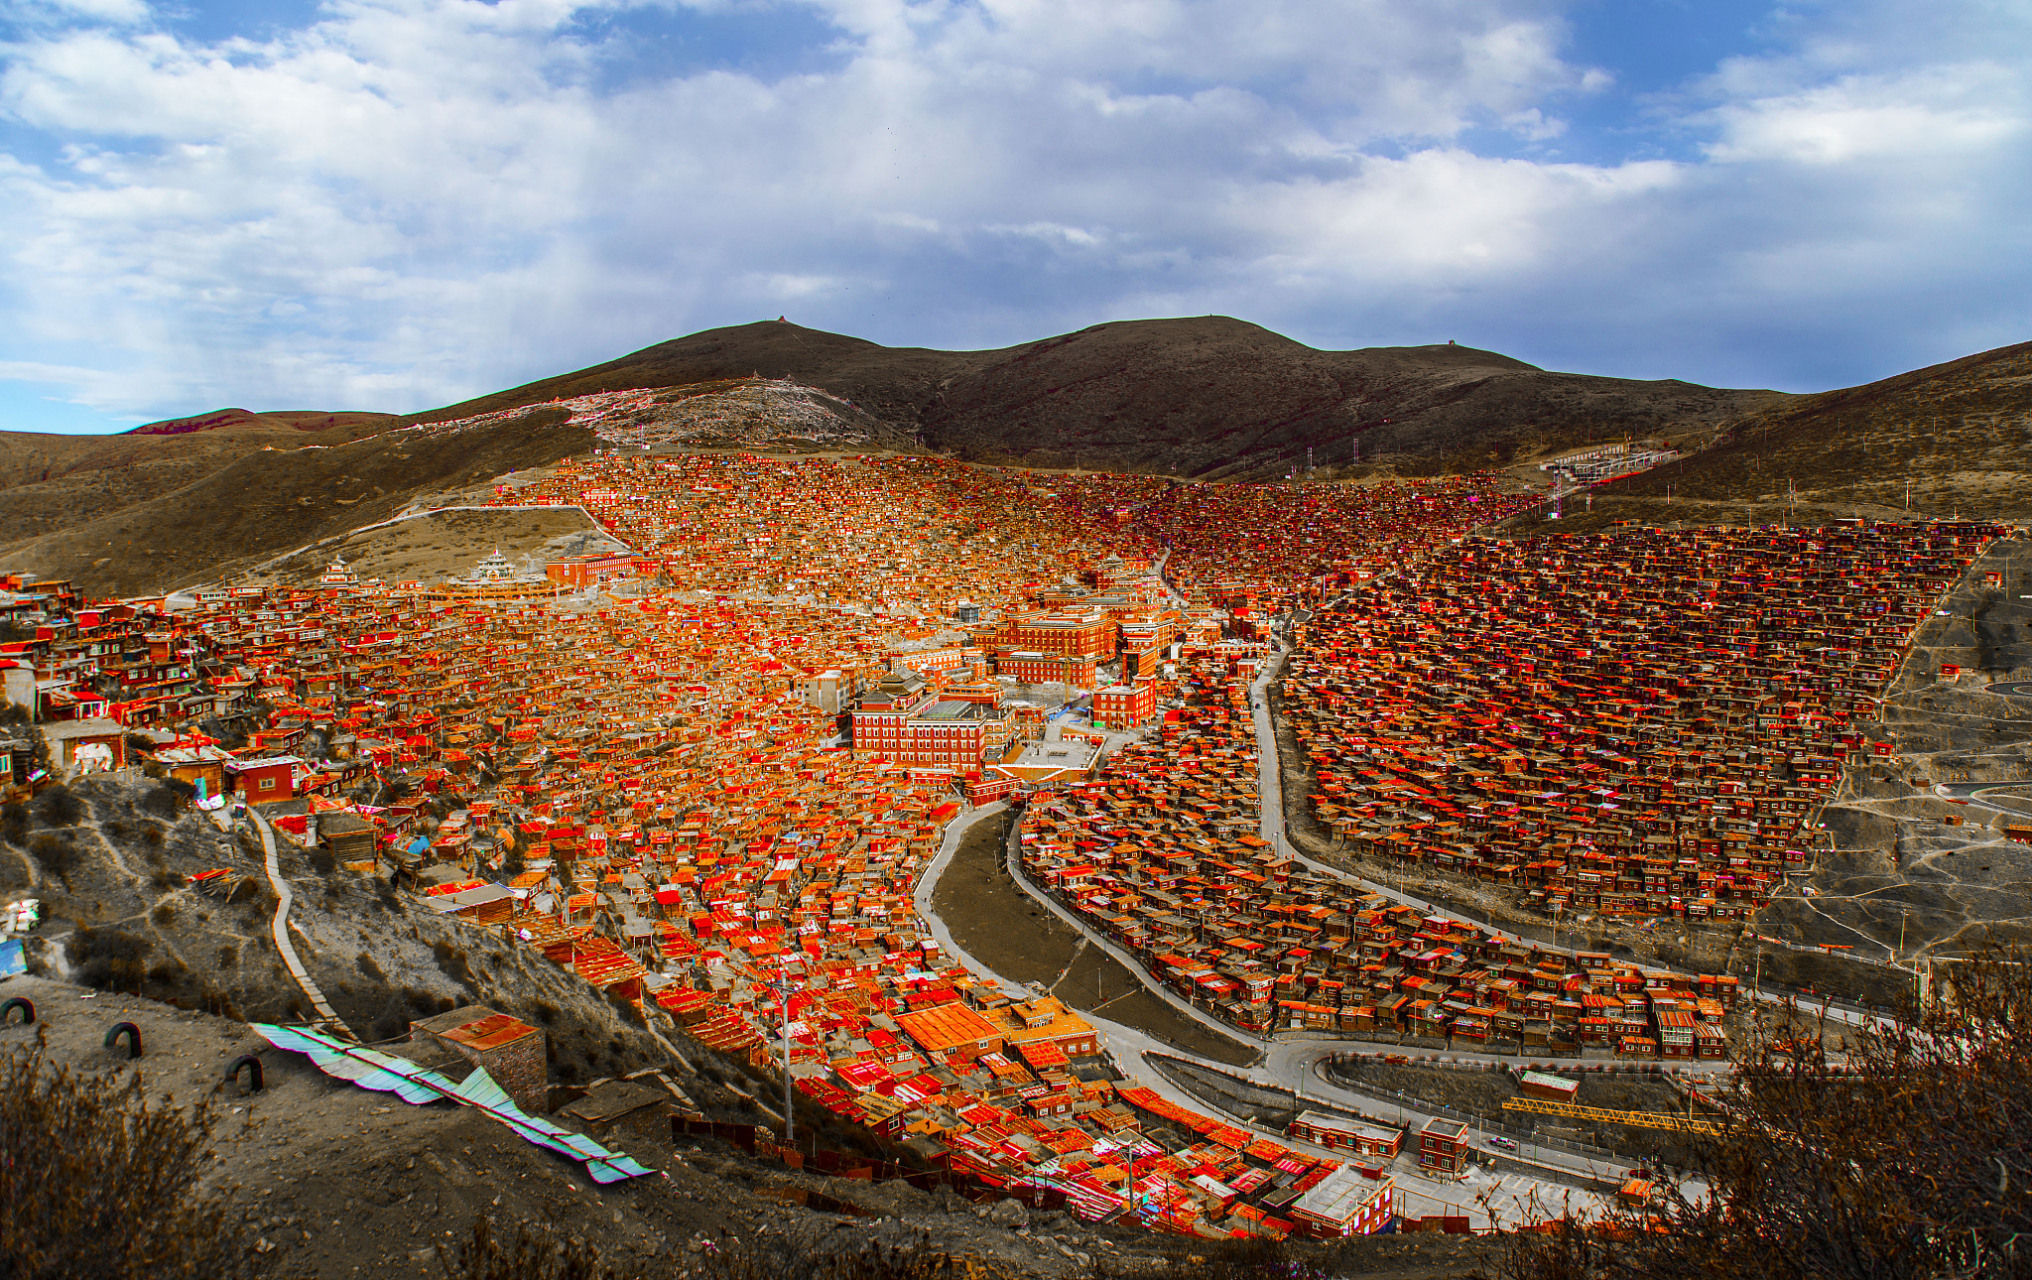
[1281,521,2004,919]
[1018,651,1741,1057]
[1,449,1999,1239]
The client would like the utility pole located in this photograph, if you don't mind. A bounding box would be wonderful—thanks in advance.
[769,967,796,1146]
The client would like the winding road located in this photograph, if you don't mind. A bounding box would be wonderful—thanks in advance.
[1249,638,1894,1031]
[910,592,1908,1218]
[910,801,1629,1224]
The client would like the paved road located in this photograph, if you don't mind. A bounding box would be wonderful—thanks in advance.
[912,804,1626,1223]
[1248,637,1891,1032]
[1090,1018,1577,1230]
[1927,779,2032,822]
[912,801,1013,974]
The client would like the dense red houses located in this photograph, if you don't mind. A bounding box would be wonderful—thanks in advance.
[5,443,1993,1240]
[1281,522,2003,919]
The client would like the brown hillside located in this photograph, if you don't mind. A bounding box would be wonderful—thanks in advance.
[1506,338,2032,532]
[23,319,2029,598]
[0,411,593,597]
[127,407,401,436]
[413,317,1780,478]
[0,409,405,545]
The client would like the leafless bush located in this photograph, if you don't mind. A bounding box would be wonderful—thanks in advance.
[26,832,78,878]
[67,925,154,991]
[438,1216,609,1280]
[1101,1237,1332,1280]
[31,785,82,827]
[1478,942,2032,1280]
[699,1234,1033,1280]
[0,1034,261,1278]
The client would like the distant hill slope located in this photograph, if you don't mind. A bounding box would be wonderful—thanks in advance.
[125,407,401,436]
[0,409,406,545]
[11,319,2029,599]
[1503,339,2032,532]
[414,317,1782,478]
[0,410,593,597]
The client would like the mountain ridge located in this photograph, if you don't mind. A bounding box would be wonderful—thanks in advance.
[5,316,2029,597]
[408,316,1774,477]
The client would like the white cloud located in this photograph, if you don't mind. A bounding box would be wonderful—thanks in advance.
[1703,64,2025,164]
[8,0,150,25]
[0,0,2025,424]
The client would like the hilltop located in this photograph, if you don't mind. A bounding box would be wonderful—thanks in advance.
[416,317,1779,478]
[124,407,402,437]
[10,319,2032,598]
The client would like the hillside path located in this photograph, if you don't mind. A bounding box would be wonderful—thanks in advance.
[249,808,352,1038]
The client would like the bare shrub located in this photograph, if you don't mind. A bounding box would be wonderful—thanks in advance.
[67,926,154,991]
[2,801,28,846]
[1478,942,2032,1280]
[438,1216,609,1280]
[141,784,186,818]
[26,832,78,878]
[31,785,82,827]
[0,1034,261,1278]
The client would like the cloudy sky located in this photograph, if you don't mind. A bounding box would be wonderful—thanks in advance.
[0,0,2026,433]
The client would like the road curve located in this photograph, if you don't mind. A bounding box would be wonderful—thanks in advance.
[1249,641,1889,1030]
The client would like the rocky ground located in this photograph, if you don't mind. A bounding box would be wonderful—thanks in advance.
[1,776,707,1092]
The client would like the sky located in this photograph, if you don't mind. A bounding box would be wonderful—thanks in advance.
[0,0,2027,434]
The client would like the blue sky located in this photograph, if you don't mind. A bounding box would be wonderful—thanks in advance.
[0,0,2026,434]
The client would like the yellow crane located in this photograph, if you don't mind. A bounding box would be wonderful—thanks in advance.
[1501,1096,1726,1136]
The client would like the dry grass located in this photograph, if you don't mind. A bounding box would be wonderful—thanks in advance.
[0,1032,262,1279]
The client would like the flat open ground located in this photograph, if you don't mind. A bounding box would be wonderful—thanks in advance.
[251,507,626,587]
[930,810,1260,1068]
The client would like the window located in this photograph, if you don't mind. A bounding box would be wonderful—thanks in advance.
[258,777,276,791]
